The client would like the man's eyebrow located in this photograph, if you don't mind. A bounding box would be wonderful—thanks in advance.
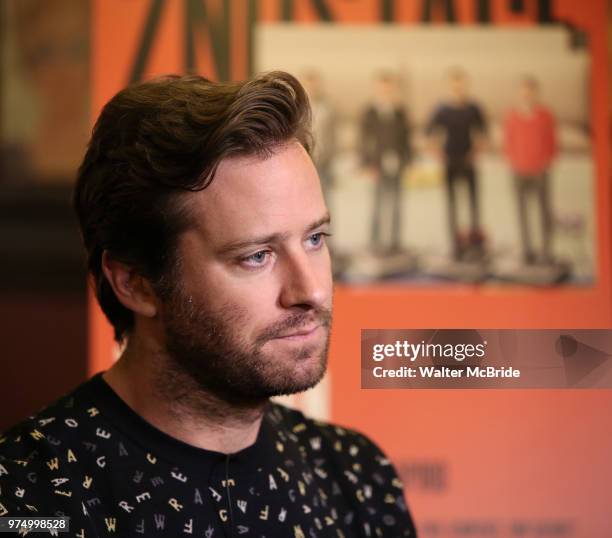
[305,213,331,233]
[216,213,331,255]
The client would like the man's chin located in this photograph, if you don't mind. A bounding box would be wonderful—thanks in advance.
[251,350,328,398]
[261,377,324,398]
[278,358,327,396]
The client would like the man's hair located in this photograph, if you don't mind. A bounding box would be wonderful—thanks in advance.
[448,67,467,81]
[73,71,313,343]
[375,70,397,84]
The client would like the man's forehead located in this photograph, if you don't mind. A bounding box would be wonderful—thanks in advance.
[184,142,326,241]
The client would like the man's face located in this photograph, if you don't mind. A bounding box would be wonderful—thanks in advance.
[376,78,396,102]
[518,81,538,107]
[450,75,467,101]
[157,141,333,403]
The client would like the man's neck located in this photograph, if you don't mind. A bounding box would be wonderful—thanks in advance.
[450,96,468,108]
[102,337,268,454]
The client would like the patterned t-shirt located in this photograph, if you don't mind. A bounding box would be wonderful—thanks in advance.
[0,374,417,537]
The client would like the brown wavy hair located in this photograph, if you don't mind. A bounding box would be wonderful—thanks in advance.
[73,71,313,342]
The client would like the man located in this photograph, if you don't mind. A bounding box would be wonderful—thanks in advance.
[360,72,411,255]
[503,76,557,265]
[0,72,416,537]
[426,69,487,261]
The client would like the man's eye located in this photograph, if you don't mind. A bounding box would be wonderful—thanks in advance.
[243,250,270,266]
[308,232,330,247]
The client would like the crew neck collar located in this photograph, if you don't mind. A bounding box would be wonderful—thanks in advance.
[84,372,279,470]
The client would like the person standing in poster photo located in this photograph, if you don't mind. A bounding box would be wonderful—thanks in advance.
[360,72,412,256]
[426,68,488,262]
[503,76,557,266]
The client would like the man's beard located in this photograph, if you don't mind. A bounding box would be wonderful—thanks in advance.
[155,284,332,406]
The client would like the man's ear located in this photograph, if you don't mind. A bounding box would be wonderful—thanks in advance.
[101,251,159,318]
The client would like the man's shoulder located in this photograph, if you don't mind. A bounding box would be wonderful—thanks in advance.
[0,377,101,511]
[268,402,395,467]
[430,102,449,117]
[268,403,416,535]
[270,401,367,436]
[536,105,555,121]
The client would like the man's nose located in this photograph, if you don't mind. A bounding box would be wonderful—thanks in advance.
[278,249,329,310]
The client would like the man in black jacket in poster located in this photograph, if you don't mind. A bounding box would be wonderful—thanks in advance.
[360,72,412,255]
[0,72,417,537]
[427,69,488,261]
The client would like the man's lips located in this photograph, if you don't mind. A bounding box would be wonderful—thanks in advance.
[272,324,322,341]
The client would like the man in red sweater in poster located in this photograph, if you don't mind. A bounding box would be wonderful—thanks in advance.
[503,76,557,265]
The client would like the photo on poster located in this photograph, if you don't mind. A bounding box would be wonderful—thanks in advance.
[256,25,594,286]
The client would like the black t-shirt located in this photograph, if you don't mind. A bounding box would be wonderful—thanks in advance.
[0,374,417,537]
[426,102,487,159]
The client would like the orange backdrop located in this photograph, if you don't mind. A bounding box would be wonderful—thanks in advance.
[90,1,612,535]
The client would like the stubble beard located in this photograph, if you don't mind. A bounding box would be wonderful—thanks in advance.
[155,284,332,410]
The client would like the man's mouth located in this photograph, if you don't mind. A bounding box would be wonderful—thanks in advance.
[273,324,322,341]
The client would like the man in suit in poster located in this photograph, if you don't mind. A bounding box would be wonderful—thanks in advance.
[360,72,412,255]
